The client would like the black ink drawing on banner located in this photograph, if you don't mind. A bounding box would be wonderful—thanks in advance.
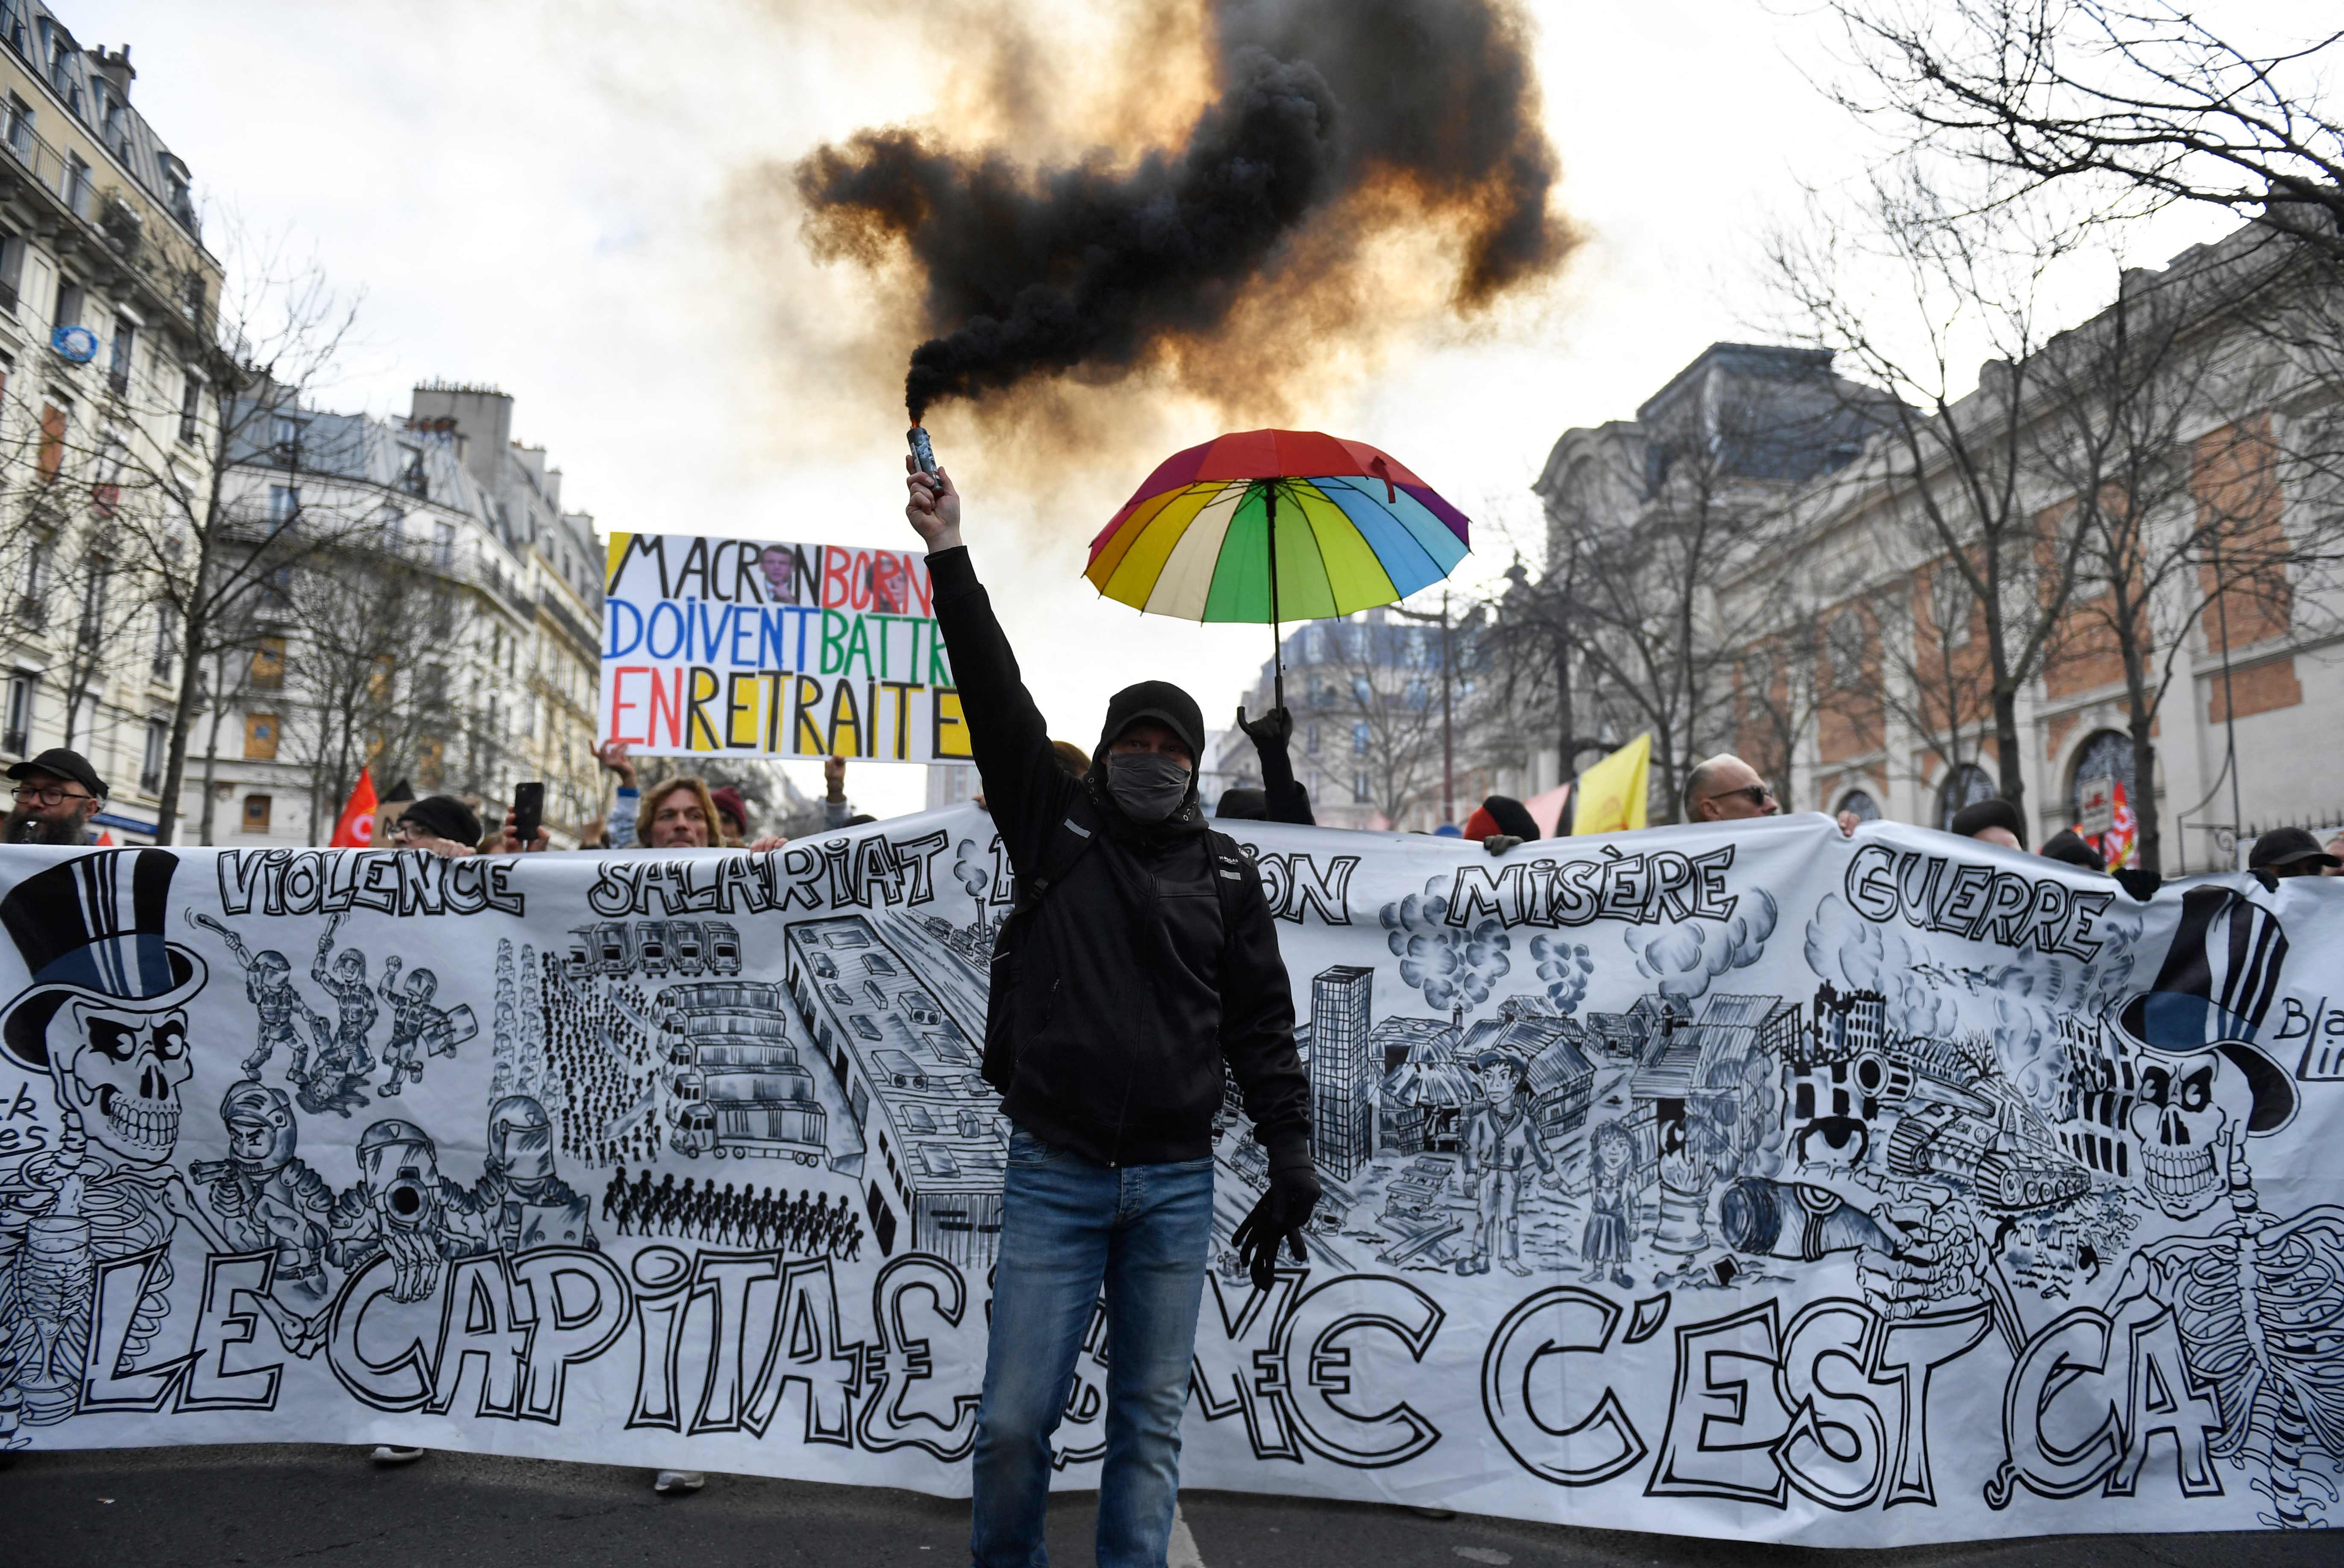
[0,823,2336,1534]
[0,850,202,1438]
[1988,887,2344,1529]
[301,916,377,1118]
[376,957,476,1099]
[190,1082,334,1299]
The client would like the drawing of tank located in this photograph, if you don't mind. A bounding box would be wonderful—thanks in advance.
[662,981,826,1165]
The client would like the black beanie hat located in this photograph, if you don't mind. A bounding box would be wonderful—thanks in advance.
[400,794,483,847]
[1480,795,1539,841]
[2039,828,2107,872]
[1097,680,1205,762]
[1949,795,2027,847]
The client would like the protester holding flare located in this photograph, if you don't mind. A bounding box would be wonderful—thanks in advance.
[905,455,1316,1568]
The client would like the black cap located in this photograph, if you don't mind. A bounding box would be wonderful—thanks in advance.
[2039,828,2107,872]
[399,794,482,847]
[1216,787,1268,821]
[2247,825,2341,873]
[1097,680,1205,763]
[1949,795,2026,847]
[6,747,107,801]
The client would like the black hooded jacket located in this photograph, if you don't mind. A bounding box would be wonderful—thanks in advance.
[928,546,1311,1168]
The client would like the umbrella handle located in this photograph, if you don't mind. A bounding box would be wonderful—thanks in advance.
[1265,481,1283,713]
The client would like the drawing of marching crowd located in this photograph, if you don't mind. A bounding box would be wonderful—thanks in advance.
[0,841,2336,1524]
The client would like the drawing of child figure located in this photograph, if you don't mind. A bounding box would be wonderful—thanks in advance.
[1581,1120,1638,1290]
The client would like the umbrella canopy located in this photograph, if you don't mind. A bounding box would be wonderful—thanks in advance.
[1086,429,1471,621]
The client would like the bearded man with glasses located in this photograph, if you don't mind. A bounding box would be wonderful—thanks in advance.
[3,747,107,845]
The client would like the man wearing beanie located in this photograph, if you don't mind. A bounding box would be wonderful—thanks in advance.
[1948,794,2027,850]
[906,459,1315,1568]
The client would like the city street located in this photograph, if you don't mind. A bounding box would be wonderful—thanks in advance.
[2,1445,2335,1568]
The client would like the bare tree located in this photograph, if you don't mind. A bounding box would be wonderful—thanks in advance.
[1820,2,2344,258]
[91,227,370,842]
[1315,614,1453,828]
[1767,169,2103,817]
[276,533,449,845]
[1529,369,1854,822]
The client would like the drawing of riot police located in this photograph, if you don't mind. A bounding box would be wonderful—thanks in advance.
[472,1096,597,1252]
[191,1082,332,1297]
[375,957,475,1097]
[302,923,377,1118]
[0,850,204,1440]
[328,1119,491,1303]
[185,913,325,1084]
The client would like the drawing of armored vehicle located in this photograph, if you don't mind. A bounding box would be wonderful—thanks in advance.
[671,919,705,976]
[706,921,741,975]
[637,920,671,977]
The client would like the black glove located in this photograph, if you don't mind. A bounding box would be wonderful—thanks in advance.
[1232,1148,1321,1293]
[1236,705,1293,749]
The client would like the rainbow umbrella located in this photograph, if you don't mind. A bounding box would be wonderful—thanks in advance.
[1085,429,1471,708]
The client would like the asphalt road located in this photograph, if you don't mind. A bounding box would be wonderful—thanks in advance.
[1,1445,2333,1568]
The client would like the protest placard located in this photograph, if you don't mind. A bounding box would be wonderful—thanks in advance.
[599,531,967,763]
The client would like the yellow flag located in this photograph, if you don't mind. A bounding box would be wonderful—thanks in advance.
[1571,732,1651,835]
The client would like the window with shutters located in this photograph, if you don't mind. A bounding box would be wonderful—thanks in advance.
[36,402,64,483]
[244,712,280,761]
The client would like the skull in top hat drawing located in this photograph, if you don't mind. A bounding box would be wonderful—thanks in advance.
[0,849,206,1168]
[0,849,208,1438]
[2112,886,2297,1219]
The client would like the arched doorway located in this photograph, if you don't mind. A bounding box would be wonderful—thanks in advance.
[2068,729,2135,819]
[1836,790,1880,823]
[1937,763,1994,830]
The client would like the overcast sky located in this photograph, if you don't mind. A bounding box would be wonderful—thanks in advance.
[69,0,2271,816]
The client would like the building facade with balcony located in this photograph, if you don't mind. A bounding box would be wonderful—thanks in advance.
[0,3,222,840]
[186,383,605,847]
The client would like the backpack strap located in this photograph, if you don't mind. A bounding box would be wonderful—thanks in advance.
[1014,796,1101,913]
[1205,829,1251,936]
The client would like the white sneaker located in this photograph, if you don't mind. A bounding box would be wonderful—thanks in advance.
[653,1469,706,1495]
[371,1445,426,1465]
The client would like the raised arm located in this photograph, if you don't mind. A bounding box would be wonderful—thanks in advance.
[1239,705,1314,826]
[906,459,1076,872]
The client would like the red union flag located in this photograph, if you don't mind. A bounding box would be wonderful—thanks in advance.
[329,766,379,847]
[2100,779,2137,869]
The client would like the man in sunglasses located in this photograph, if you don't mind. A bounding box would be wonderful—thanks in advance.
[3,747,107,845]
[1684,754,1781,822]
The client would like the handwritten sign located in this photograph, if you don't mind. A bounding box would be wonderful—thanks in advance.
[598,532,968,763]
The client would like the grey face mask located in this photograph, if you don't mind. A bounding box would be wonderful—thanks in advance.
[1108,752,1192,823]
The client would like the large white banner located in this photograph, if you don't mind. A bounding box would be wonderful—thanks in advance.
[1,810,2338,1543]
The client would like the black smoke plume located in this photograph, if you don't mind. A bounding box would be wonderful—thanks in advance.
[795,0,1572,423]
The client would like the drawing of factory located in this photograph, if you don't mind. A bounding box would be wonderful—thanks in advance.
[781,913,1009,1267]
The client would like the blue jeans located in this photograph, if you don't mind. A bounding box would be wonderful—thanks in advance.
[970,1128,1216,1568]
